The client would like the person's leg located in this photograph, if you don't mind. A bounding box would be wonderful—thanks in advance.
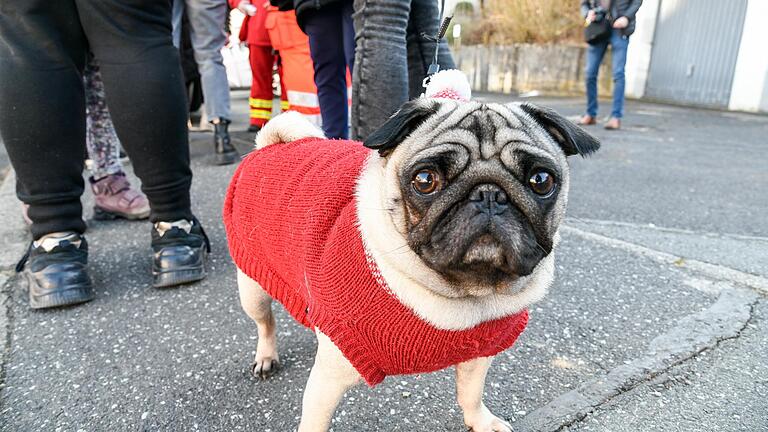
[76,0,209,287]
[351,0,410,140]
[249,44,277,130]
[185,0,236,163]
[406,0,456,99]
[341,1,355,125]
[279,45,323,127]
[341,0,356,74]
[304,5,350,139]
[609,30,629,120]
[0,1,88,239]
[76,1,193,225]
[83,57,150,220]
[0,0,95,308]
[83,58,122,180]
[185,0,231,122]
[584,39,609,118]
[277,56,290,112]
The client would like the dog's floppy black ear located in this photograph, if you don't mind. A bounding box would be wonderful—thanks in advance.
[519,103,600,157]
[364,99,440,157]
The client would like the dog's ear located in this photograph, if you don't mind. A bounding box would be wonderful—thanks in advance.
[518,103,600,157]
[364,99,440,157]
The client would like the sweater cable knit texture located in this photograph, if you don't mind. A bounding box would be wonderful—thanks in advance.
[223,137,528,386]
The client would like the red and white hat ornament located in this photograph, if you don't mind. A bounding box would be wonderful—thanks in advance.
[423,69,472,103]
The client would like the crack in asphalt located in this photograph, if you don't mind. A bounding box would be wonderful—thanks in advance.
[0,271,16,402]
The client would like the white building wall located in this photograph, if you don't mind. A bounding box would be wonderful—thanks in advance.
[624,0,660,99]
[728,0,768,113]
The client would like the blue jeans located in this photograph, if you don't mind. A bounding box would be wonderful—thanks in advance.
[351,0,455,140]
[585,29,629,119]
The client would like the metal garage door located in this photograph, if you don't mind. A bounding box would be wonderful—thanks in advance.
[645,0,747,108]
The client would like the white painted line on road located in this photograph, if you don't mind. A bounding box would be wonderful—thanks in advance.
[563,225,768,295]
[567,217,768,243]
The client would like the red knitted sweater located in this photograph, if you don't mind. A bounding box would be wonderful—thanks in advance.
[223,138,528,386]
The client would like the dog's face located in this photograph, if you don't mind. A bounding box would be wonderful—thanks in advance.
[364,99,599,296]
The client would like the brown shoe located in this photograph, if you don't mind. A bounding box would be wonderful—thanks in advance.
[604,117,621,130]
[579,115,597,126]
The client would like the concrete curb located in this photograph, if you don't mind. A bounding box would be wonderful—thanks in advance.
[513,287,758,432]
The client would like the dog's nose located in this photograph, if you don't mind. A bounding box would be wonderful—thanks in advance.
[469,184,509,214]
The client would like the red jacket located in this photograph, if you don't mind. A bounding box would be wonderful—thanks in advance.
[223,138,529,386]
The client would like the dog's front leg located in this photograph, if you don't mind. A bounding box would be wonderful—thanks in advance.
[298,331,362,432]
[456,356,512,432]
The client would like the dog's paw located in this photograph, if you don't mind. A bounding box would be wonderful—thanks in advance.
[464,406,512,432]
[251,356,280,380]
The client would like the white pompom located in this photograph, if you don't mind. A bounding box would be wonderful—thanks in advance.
[424,69,471,101]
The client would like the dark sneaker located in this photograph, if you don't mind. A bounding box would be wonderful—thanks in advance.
[151,218,210,288]
[213,119,238,165]
[16,233,94,309]
[247,124,262,133]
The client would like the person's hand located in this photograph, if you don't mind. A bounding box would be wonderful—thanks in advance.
[586,9,597,23]
[613,16,629,29]
[238,0,257,16]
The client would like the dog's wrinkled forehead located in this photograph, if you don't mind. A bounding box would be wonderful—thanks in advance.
[364,98,599,160]
[422,101,561,161]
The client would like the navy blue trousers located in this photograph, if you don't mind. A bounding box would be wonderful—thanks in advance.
[303,1,355,139]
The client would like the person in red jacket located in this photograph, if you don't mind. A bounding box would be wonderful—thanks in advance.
[232,0,289,132]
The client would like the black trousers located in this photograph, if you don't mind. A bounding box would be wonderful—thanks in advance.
[0,0,193,240]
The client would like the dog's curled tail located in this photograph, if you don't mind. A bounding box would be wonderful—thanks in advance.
[255,111,326,150]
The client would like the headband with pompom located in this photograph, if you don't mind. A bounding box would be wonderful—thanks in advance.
[423,69,471,102]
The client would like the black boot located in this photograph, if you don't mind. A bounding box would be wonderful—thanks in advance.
[151,218,210,288]
[16,233,94,309]
[213,119,238,165]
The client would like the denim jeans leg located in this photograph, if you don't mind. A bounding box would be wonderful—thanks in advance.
[585,39,608,117]
[610,30,629,119]
[406,0,455,98]
[351,0,410,140]
[185,0,231,121]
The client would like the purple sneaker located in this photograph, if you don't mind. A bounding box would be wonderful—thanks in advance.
[90,172,150,220]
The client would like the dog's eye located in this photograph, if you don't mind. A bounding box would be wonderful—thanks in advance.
[412,169,441,195]
[528,171,556,197]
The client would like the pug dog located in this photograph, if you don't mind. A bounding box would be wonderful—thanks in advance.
[224,76,599,432]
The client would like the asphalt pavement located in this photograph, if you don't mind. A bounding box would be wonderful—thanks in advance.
[0,91,766,431]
